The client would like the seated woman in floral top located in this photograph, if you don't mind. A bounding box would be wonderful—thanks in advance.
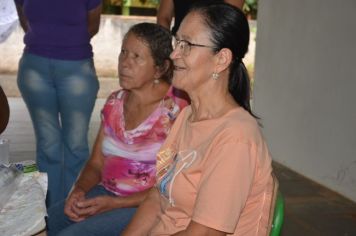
[47,23,187,236]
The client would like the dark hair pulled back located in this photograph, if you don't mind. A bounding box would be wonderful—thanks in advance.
[189,1,257,117]
[127,23,173,83]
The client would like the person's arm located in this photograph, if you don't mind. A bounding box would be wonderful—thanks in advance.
[66,124,152,220]
[72,187,151,219]
[122,188,162,236]
[172,221,226,236]
[225,0,245,9]
[64,125,105,221]
[75,125,105,192]
[0,86,10,134]
[14,2,28,32]
[157,0,174,30]
[87,3,102,38]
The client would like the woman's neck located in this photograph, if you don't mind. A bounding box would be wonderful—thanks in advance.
[123,82,170,130]
[125,82,169,108]
[189,90,237,122]
[186,72,238,122]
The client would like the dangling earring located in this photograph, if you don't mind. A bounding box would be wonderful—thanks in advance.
[212,72,219,80]
[153,79,160,84]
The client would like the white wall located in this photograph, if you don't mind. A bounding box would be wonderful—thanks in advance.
[254,0,356,201]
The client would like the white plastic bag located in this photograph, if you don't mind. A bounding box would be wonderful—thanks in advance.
[0,169,47,236]
[0,165,22,211]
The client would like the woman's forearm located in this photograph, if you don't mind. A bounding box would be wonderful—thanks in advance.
[157,0,174,30]
[74,126,105,193]
[122,188,161,235]
[225,0,245,9]
[172,221,226,236]
[14,3,28,32]
[74,163,102,193]
[113,188,151,208]
[87,3,102,38]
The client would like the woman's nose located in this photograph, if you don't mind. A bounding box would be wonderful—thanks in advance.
[170,47,181,59]
[119,54,130,67]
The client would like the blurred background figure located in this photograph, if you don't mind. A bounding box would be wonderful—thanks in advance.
[0,86,9,134]
[157,0,244,35]
[14,0,102,207]
[0,0,18,43]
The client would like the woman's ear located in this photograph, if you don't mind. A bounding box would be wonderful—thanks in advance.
[154,59,170,79]
[215,48,233,73]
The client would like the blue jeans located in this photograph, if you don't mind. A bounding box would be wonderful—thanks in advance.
[17,53,99,207]
[47,185,137,236]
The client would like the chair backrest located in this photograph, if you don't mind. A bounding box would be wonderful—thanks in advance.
[267,173,285,236]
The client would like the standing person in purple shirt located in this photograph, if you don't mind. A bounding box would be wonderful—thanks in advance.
[14,0,102,207]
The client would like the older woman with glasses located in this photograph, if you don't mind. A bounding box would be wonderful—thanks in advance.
[123,1,274,236]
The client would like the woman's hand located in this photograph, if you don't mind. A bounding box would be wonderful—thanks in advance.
[73,195,116,218]
[64,187,86,222]
[65,189,117,221]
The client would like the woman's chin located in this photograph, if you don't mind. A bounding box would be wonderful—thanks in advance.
[172,77,185,90]
[119,80,129,90]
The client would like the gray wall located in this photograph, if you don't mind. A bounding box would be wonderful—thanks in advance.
[254,0,356,201]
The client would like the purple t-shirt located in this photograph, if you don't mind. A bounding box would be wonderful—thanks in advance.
[15,0,101,60]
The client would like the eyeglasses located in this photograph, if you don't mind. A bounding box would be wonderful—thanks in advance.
[172,37,215,56]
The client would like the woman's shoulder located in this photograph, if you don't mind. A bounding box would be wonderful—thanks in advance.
[105,89,125,103]
[218,107,263,145]
[101,89,125,116]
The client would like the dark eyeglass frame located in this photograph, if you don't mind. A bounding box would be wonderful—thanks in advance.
[172,37,215,56]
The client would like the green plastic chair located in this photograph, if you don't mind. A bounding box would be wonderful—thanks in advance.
[270,191,285,236]
[268,174,285,236]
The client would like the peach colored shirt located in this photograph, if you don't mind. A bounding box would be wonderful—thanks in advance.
[151,106,273,236]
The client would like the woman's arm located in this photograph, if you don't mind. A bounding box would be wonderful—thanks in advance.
[66,123,152,219]
[64,124,105,221]
[0,86,9,134]
[72,187,151,219]
[87,3,102,38]
[173,221,225,236]
[74,124,105,192]
[14,2,28,32]
[122,188,162,236]
[65,123,154,220]
[225,0,245,9]
[157,0,174,30]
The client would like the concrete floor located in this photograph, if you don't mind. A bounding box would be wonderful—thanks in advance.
[2,98,356,236]
[273,162,356,236]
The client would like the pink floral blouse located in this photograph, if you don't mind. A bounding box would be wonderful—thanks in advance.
[100,88,187,196]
